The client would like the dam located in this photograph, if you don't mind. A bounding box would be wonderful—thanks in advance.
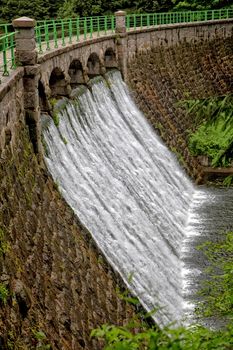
[0,9,233,348]
[43,70,233,326]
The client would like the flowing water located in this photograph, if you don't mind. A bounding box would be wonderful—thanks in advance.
[43,71,233,326]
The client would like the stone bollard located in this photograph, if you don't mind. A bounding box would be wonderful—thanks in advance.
[12,17,42,155]
[12,17,37,66]
[115,11,128,80]
[115,10,126,34]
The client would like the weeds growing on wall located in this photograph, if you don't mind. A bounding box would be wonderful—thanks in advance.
[0,283,9,305]
[179,94,233,167]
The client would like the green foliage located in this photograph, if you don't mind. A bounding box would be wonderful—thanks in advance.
[61,136,68,145]
[49,98,58,109]
[53,112,60,127]
[189,117,233,167]
[92,231,233,349]
[0,283,9,305]
[0,0,54,21]
[171,147,185,166]
[57,0,77,18]
[180,94,233,167]
[32,330,51,349]
[91,321,233,349]
[1,0,231,22]
[0,227,10,256]
[196,232,233,319]
[223,175,233,187]
[116,287,140,306]
[172,0,233,10]
[179,94,233,126]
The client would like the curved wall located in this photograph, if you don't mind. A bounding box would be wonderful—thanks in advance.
[0,19,233,348]
[127,36,233,181]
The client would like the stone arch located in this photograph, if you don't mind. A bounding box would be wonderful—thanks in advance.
[87,53,101,78]
[49,67,69,97]
[38,80,49,112]
[104,48,117,69]
[68,59,85,88]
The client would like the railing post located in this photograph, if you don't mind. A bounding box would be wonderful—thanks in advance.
[12,17,42,156]
[115,10,126,34]
[115,11,128,81]
[12,17,37,66]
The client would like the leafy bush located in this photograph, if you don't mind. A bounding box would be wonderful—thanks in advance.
[188,117,233,167]
[180,94,233,167]
[91,320,233,349]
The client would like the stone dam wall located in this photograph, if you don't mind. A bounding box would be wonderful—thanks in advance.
[127,36,233,182]
[0,74,136,349]
[0,17,233,349]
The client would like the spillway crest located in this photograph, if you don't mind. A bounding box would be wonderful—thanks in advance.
[43,71,195,325]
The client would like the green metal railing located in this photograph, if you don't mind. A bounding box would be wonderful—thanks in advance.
[0,23,14,37]
[35,16,115,53]
[0,32,16,82]
[126,9,233,29]
[0,9,233,83]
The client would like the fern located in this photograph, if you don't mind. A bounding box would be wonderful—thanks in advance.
[179,94,233,167]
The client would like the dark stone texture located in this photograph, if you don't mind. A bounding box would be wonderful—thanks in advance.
[0,125,136,349]
[127,36,233,183]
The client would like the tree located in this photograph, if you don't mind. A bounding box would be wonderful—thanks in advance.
[172,0,233,10]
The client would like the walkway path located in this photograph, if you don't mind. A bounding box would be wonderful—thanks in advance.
[0,29,114,85]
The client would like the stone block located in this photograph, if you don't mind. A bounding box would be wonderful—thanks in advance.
[15,38,36,51]
[115,11,126,33]
[15,28,35,40]
[24,65,40,76]
[15,50,37,65]
[24,91,39,109]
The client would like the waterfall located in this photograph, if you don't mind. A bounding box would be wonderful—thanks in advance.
[43,71,233,326]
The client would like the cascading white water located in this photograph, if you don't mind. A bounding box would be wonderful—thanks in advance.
[43,71,233,326]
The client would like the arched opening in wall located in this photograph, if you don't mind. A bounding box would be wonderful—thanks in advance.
[104,48,117,70]
[68,59,85,88]
[49,67,68,97]
[38,80,49,112]
[87,53,101,78]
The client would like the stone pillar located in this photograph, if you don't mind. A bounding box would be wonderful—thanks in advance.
[115,11,128,80]
[115,10,126,34]
[12,17,42,155]
[12,17,37,66]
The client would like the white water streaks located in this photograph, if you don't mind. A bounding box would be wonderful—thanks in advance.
[43,71,233,326]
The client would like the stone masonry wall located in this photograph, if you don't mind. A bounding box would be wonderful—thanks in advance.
[126,20,233,61]
[0,103,136,348]
[1,18,233,348]
[127,36,233,182]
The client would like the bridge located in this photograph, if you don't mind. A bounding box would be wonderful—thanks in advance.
[0,10,232,155]
[0,10,233,347]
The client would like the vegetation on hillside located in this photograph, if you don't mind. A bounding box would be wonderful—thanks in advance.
[0,0,232,21]
[92,230,233,349]
[180,94,233,168]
